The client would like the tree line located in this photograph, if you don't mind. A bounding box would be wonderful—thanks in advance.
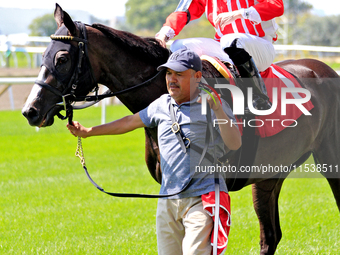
[28,0,340,47]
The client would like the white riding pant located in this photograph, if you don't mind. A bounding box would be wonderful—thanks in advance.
[170,33,276,72]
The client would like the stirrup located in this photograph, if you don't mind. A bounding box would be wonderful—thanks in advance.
[252,94,272,110]
[236,59,272,109]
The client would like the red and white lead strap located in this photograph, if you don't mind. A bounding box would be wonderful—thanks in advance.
[213,182,220,255]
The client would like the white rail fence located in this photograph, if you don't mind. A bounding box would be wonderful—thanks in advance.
[1,40,340,124]
[0,77,36,110]
[0,77,111,124]
[1,33,340,67]
[0,35,49,68]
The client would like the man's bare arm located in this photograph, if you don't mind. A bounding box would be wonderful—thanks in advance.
[67,112,146,138]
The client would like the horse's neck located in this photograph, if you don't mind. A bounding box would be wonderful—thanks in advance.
[103,62,167,113]
[92,37,168,113]
[116,71,168,114]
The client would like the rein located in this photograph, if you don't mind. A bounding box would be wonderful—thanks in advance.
[72,70,163,103]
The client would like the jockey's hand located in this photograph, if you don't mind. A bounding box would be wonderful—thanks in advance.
[214,10,243,30]
[155,33,167,48]
[67,121,90,138]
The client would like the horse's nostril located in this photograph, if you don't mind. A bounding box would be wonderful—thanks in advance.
[23,107,39,120]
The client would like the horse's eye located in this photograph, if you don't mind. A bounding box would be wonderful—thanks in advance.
[55,52,71,74]
[57,56,67,65]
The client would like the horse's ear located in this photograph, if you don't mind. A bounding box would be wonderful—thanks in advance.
[54,3,77,36]
[63,11,77,36]
[54,3,64,28]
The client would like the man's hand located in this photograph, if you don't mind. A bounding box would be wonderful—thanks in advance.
[207,92,222,112]
[67,121,91,138]
[197,92,222,112]
[197,92,241,150]
[214,10,243,30]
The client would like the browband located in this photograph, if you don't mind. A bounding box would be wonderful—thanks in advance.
[50,34,87,43]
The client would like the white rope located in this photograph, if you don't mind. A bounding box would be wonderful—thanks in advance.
[213,178,220,255]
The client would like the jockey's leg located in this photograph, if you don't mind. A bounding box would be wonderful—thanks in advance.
[170,38,233,63]
[225,41,271,108]
[221,34,275,110]
[220,33,275,72]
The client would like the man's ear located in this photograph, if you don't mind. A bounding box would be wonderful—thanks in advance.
[195,71,203,80]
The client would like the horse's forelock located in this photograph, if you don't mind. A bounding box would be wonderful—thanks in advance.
[91,23,169,66]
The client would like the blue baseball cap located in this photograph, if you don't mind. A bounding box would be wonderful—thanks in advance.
[157,48,202,72]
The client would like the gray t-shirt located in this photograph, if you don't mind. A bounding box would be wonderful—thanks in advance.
[139,93,236,199]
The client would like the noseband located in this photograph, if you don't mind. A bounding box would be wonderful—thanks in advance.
[35,21,163,125]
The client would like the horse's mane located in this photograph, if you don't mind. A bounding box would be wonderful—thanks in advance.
[91,23,170,66]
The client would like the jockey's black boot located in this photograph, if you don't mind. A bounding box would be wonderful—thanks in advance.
[224,39,272,110]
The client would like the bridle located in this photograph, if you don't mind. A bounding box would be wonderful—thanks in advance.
[34,21,97,124]
[35,21,163,125]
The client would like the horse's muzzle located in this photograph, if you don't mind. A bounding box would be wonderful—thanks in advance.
[22,106,41,126]
[22,105,57,127]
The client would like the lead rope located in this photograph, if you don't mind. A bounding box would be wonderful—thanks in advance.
[75,136,105,191]
[206,106,220,255]
[75,136,86,167]
[74,136,194,198]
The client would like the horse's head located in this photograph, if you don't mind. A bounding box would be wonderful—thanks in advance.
[22,4,97,127]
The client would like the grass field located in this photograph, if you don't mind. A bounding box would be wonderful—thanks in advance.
[0,105,339,254]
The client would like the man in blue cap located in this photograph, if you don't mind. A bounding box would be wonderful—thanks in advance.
[67,48,241,254]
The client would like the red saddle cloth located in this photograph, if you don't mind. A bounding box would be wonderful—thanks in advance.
[236,64,314,137]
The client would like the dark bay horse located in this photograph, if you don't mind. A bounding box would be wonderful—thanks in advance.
[22,4,340,255]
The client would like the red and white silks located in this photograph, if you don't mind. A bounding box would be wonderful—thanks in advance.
[161,0,284,43]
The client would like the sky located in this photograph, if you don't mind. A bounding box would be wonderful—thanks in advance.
[0,0,338,20]
[305,0,340,16]
[0,1,129,20]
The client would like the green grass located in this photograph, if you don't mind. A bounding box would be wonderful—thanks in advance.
[325,62,340,71]
[0,106,339,254]
[2,52,36,68]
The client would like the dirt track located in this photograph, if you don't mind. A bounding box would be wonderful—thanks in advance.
[0,68,40,111]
